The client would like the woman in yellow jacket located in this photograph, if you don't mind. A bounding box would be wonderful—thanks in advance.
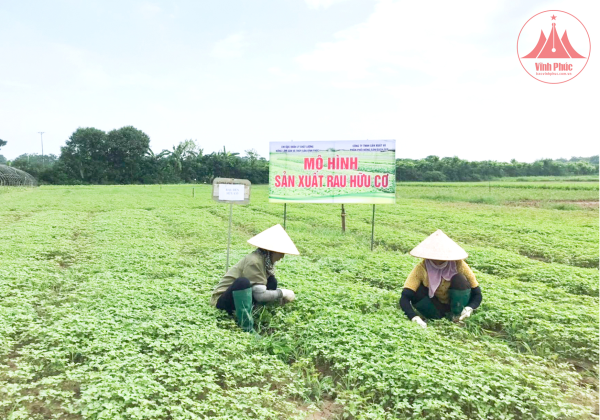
[399,230,482,328]
[211,224,299,333]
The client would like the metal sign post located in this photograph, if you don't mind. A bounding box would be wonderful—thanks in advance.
[226,203,233,270]
[212,178,251,272]
[371,205,376,251]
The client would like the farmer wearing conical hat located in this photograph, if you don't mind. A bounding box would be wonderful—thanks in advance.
[399,230,482,328]
[210,224,299,333]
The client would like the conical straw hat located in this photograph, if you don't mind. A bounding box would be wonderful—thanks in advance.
[247,224,300,255]
[409,229,467,261]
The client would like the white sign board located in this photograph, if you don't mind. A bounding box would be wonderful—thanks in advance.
[212,178,251,205]
[218,184,245,201]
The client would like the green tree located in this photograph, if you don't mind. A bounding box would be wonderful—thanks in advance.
[148,140,203,184]
[104,126,151,183]
[11,153,58,180]
[0,139,6,164]
[210,146,240,180]
[245,149,259,168]
[167,140,201,180]
[60,127,108,182]
[395,155,599,182]
[241,149,269,183]
[422,170,446,182]
[142,148,172,184]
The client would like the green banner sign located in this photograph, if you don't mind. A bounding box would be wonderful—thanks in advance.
[269,140,396,203]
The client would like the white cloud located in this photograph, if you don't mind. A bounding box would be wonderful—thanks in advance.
[304,0,351,10]
[211,32,246,59]
[140,3,162,18]
[52,43,112,88]
[260,67,301,88]
[0,80,33,89]
[117,72,178,90]
[297,0,505,83]
[290,0,599,163]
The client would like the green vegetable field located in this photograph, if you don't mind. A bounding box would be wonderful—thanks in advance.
[1,182,598,419]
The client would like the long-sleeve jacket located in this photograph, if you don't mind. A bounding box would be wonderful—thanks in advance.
[400,259,482,319]
[252,284,282,303]
[403,259,478,304]
[210,250,268,306]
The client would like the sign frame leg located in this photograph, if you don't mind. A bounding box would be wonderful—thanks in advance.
[226,203,233,272]
[371,204,376,251]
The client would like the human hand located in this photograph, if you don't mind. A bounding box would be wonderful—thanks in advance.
[459,306,473,321]
[279,288,295,303]
[411,316,427,329]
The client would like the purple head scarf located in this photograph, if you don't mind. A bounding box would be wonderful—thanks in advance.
[425,260,458,298]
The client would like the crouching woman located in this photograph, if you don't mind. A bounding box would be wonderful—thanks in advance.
[399,230,482,328]
[210,224,299,333]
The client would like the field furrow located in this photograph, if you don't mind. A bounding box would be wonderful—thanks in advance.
[0,184,597,419]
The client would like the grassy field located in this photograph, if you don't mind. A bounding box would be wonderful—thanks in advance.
[0,182,598,419]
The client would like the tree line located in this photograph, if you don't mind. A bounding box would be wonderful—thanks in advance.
[396,155,599,182]
[1,127,598,184]
[1,127,269,185]
[0,139,7,165]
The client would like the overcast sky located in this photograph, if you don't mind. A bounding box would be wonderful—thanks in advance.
[0,0,597,162]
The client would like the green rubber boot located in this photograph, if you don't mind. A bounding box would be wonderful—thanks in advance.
[413,297,443,320]
[232,288,255,333]
[448,289,471,317]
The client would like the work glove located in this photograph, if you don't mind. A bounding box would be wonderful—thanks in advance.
[279,288,295,303]
[411,316,427,329]
[459,306,473,321]
[266,275,278,290]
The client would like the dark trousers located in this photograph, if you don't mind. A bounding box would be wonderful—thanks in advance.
[216,277,251,315]
[410,273,471,319]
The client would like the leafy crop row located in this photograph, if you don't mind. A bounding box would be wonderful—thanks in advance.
[0,184,597,419]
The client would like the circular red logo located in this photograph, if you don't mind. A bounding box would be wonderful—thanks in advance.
[517,10,590,84]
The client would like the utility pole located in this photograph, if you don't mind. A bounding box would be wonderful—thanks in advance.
[38,132,45,166]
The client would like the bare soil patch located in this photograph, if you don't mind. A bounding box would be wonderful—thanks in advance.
[299,399,344,420]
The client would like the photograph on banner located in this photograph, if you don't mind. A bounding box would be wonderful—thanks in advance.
[269,140,396,203]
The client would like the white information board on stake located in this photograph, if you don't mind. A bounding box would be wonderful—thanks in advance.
[212,178,251,205]
[212,178,252,272]
[218,184,245,201]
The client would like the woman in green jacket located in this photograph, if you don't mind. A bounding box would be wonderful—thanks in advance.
[211,224,299,333]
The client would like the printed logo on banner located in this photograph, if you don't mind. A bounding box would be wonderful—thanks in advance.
[517,10,590,84]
